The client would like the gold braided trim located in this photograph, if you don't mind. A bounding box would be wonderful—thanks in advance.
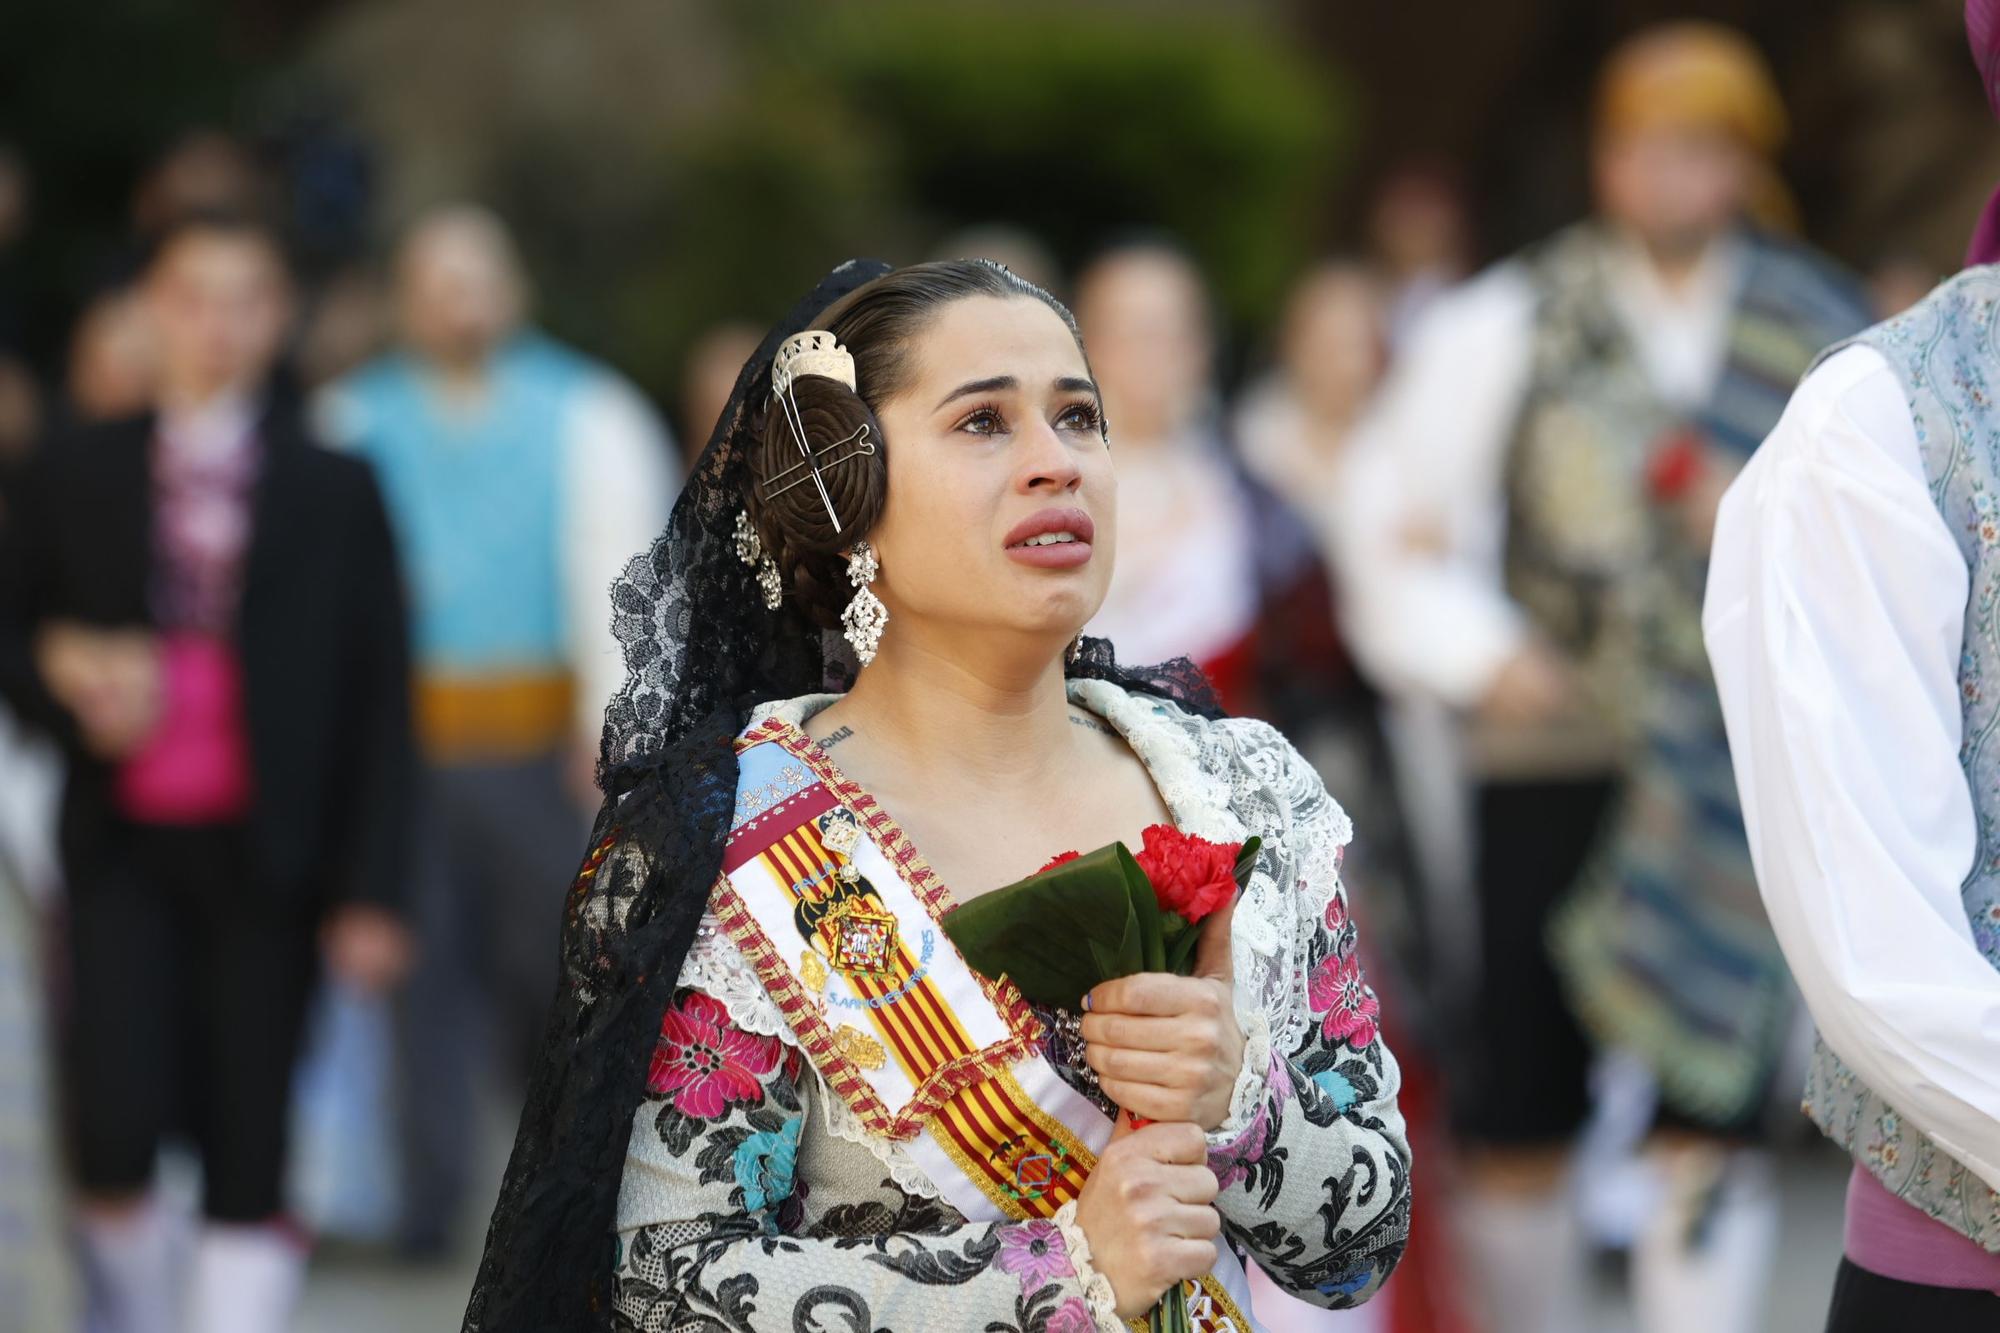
[741,717,1045,1045]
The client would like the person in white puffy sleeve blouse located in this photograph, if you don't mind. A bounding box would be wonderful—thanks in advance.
[1705,280,2000,1327]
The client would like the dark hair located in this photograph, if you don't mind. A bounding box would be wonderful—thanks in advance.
[743,258,1085,627]
[141,208,292,281]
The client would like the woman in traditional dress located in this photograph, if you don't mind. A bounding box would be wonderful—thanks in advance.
[465,259,1410,1333]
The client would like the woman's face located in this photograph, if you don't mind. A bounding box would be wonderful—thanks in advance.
[865,295,1116,656]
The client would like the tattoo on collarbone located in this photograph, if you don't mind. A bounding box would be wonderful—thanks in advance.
[1068,714,1114,737]
[819,725,855,749]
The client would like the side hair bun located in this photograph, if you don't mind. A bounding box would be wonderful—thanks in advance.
[745,371,889,628]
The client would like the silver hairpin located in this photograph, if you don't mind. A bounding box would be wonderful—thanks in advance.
[762,423,876,504]
[768,331,862,533]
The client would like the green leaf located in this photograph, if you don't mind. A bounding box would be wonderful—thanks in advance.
[1118,844,1168,973]
[940,844,1140,1009]
[1233,836,1263,886]
[1162,917,1204,976]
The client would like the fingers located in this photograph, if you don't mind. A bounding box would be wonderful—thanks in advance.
[1167,1201,1223,1238]
[1124,1120,1207,1166]
[1088,972,1216,1018]
[1158,1236,1220,1282]
[1084,975,1224,1025]
[1083,1042,1183,1085]
[1192,899,1237,981]
[1099,1079,1201,1124]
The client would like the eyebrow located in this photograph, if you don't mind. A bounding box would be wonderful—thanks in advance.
[933,374,1101,411]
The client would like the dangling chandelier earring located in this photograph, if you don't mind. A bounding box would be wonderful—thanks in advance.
[842,541,888,665]
[734,510,783,610]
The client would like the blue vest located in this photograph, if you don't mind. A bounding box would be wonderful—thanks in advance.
[336,335,590,674]
[1803,267,2000,1251]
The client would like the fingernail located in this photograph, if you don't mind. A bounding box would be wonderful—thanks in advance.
[1082,992,1092,1011]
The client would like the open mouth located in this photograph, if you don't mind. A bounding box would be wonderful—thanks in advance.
[1004,508,1095,567]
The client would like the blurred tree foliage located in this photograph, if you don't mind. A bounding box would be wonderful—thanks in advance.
[0,0,254,371]
[1,0,1350,407]
[520,1,1350,402]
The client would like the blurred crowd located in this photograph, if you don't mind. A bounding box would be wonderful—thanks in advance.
[0,17,1956,1333]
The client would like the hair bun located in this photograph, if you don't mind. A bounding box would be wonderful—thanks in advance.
[746,373,889,626]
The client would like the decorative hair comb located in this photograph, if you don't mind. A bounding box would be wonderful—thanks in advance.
[772,331,857,396]
[766,330,874,534]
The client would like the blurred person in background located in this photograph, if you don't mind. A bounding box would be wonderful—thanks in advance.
[1234,262,1386,501]
[294,262,389,393]
[1336,23,1869,1333]
[1704,5,2000,1325]
[130,130,266,243]
[318,202,676,1256]
[0,135,72,1333]
[62,275,160,428]
[0,210,415,1333]
[1075,239,1346,731]
[1234,259,1471,1333]
[932,222,1066,297]
[1364,163,1473,350]
[679,319,760,475]
[1866,251,1942,319]
[1087,240,1424,1331]
[0,143,39,458]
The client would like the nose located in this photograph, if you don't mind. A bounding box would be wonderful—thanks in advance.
[1015,416,1083,495]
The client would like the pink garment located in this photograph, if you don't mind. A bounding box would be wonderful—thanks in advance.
[1844,1163,2000,1293]
[115,635,253,825]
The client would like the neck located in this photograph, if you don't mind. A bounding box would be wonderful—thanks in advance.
[835,623,1077,789]
[157,377,248,419]
[1623,225,1723,294]
[422,346,497,401]
[1300,388,1363,434]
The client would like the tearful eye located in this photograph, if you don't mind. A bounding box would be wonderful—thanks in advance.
[1058,402,1103,433]
[958,406,1006,436]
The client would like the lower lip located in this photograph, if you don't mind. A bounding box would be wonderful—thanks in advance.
[1006,540,1093,568]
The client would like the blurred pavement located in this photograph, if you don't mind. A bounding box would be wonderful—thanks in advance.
[297,1138,1852,1332]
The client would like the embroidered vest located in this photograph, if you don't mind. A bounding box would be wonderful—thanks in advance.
[333,334,580,674]
[1803,267,2000,1251]
[1495,224,1865,776]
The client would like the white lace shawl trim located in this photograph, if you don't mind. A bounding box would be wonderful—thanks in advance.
[683,680,1351,1190]
[1065,680,1352,1064]
[1053,1199,1126,1333]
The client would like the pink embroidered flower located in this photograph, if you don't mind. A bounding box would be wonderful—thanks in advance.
[1208,1098,1272,1191]
[995,1219,1074,1292]
[1045,1297,1096,1333]
[1323,894,1347,934]
[1308,953,1380,1050]
[647,990,781,1118]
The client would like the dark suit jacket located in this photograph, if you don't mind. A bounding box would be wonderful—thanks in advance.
[0,402,414,913]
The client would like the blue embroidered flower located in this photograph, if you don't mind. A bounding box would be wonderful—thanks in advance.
[1315,1267,1374,1299]
[1312,1068,1358,1113]
[733,1116,802,1215]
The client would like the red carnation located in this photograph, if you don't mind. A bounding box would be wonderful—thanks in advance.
[1646,428,1707,503]
[1038,850,1082,874]
[1133,824,1241,923]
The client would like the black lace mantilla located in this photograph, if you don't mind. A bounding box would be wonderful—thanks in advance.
[464,260,1219,1332]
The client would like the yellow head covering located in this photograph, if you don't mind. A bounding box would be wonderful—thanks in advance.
[1595,22,1797,232]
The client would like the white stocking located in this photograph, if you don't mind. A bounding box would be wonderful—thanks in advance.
[79,1196,181,1333]
[1452,1179,1591,1333]
[1631,1146,1779,1333]
[184,1222,308,1333]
